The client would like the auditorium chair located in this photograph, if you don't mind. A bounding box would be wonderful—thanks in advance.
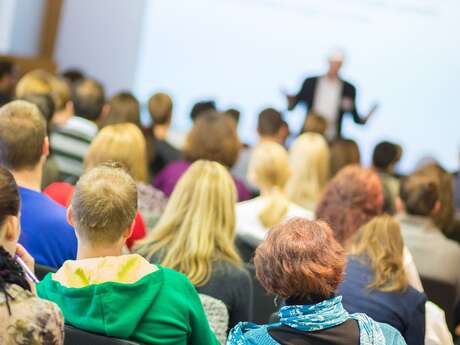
[35,263,57,280]
[64,325,139,345]
[421,276,457,332]
[245,263,278,324]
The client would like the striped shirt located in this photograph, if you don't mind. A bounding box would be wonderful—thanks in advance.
[50,116,98,183]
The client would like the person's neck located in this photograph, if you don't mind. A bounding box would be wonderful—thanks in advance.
[52,110,73,127]
[77,241,124,260]
[259,135,281,145]
[325,72,339,81]
[11,165,43,192]
[153,124,170,140]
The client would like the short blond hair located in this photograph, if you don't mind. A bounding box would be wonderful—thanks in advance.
[84,123,148,182]
[72,164,137,244]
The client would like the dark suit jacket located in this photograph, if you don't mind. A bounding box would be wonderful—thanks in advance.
[289,76,366,138]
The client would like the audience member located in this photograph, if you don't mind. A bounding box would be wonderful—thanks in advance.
[0,166,64,345]
[316,165,423,291]
[15,69,53,98]
[49,76,74,127]
[232,107,285,192]
[225,108,241,125]
[329,138,360,176]
[50,78,103,182]
[137,160,252,329]
[190,100,216,122]
[154,111,251,201]
[339,215,426,345]
[372,141,402,214]
[0,59,17,106]
[227,218,407,345]
[286,132,330,211]
[146,92,181,176]
[303,111,327,135]
[397,173,460,301]
[0,100,77,268]
[104,91,141,127]
[236,142,312,248]
[61,68,85,85]
[37,165,219,345]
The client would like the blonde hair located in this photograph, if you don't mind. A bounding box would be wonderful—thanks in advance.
[286,133,330,210]
[135,160,242,286]
[348,215,408,292]
[84,123,148,182]
[248,142,290,228]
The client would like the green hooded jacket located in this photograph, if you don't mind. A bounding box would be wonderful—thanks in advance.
[37,254,219,345]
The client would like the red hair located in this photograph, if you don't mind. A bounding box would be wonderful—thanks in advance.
[254,218,345,300]
[315,165,383,244]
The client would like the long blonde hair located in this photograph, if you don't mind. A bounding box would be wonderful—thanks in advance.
[348,215,408,292]
[286,133,330,210]
[84,123,148,182]
[135,160,242,286]
[248,142,290,228]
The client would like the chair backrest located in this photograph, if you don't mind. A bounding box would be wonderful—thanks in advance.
[64,325,139,345]
[35,264,57,281]
[199,294,229,344]
[245,263,278,324]
[420,276,457,332]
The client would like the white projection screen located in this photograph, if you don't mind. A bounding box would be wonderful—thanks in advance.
[134,0,460,172]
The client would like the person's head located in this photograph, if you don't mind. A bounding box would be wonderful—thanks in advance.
[304,112,327,135]
[0,60,17,96]
[329,138,360,176]
[84,123,147,182]
[68,164,137,249]
[0,100,48,172]
[316,165,383,244]
[399,173,439,217]
[372,141,402,172]
[415,163,454,233]
[15,70,53,99]
[327,50,344,78]
[72,78,105,122]
[104,92,140,127]
[61,69,84,85]
[148,92,173,127]
[0,166,20,256]
[255,218,344,302]
[50,76,73,115]
[257,108,284,143]
[225,108,240,125]
[190,100,216,122]
[19,93,55,133]
[136,160,241,286]
[286,133,330,210]
[248,142,290,228]
[183,111,240,168]
[348,215,407,292]
[279,120,290,145]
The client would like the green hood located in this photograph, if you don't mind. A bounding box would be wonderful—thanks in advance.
[37,255,163,339]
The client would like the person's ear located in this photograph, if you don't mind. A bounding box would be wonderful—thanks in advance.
[42,136,50,158]
[99,103,110,123]
[431,200,441,216]
[66,205,75,227]
[395,197,404,214]
[4,215,20,243]
[65,100,74,115]
[122,219,136,242]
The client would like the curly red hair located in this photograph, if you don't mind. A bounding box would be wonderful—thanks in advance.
[315,165,383,244]
[254,218,345,300]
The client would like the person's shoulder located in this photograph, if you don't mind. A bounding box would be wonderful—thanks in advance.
[378,322,407,345]
[160,266,195,287]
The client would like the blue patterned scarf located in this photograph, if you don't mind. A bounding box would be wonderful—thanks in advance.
[227,296,386,345]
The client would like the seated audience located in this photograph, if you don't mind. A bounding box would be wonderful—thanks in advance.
[225,108,241,125]
[0,100,77,268]
[0,59,17,106]
[190,100,216,122]
[339,215,426,345]
[286,132,330,211]
[103,91,141,127]
[154,112,251,201]
[303,111,327,135]
[372,141,402,214]
[316,165,423,291]
[145,92,181,176]
[15,69,53,99]
[0,166,64,345]
[232,107,286,192]
[228,218,407,345]
[136,160,252,329]
[397,173,460,301]
[61,68,85,85]
[236,141,313,247]
[38,165,218,345]
[50,78,104,182]
[329,138,360,176]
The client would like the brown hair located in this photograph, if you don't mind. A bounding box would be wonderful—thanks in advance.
[148,92,173,125]
[330,138,361,176]
[0,100,46,170]
[71,165,137,244]
[183,112,240,168]
[316,165,383,244]
[257,108,283,136]
[105,92,141,127]
[72,79,105,121]
[0,166,20,227]
[400,173,438,216]
[304,112,327,135]
[348,215,408,292]
[255,218,345,300]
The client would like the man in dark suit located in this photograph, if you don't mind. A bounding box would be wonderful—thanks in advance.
[286,51,377,139]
